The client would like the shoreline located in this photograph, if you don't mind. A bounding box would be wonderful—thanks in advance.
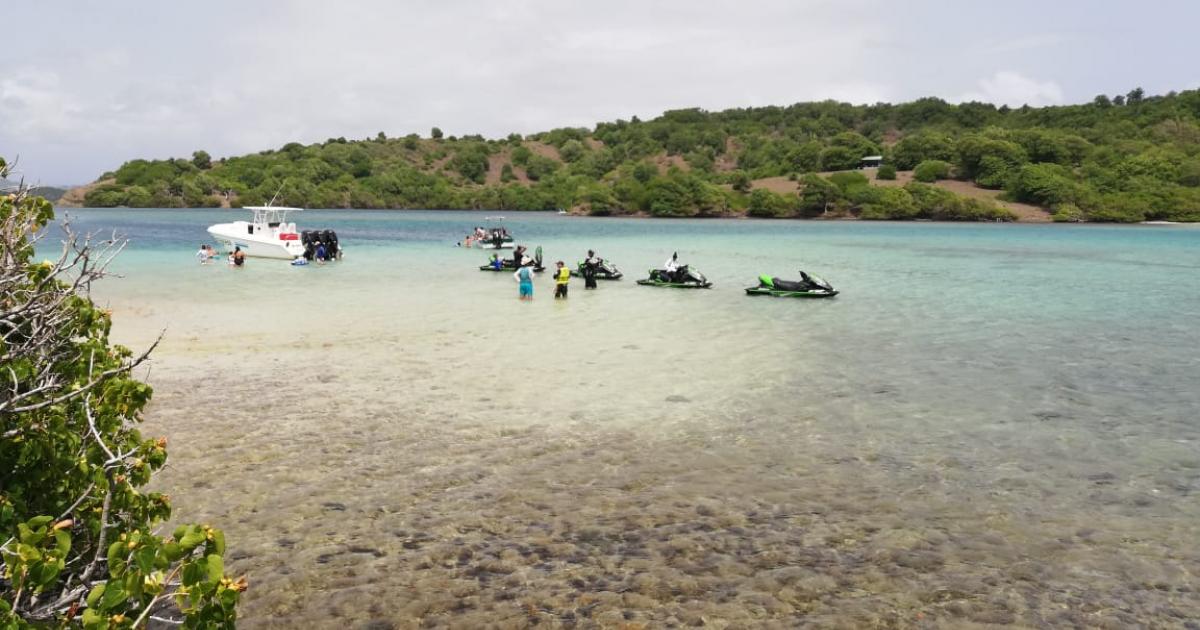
[52,205,1198,225]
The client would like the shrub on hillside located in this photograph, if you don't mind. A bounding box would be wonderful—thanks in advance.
[891,132,956,170]
[828,171,870,192]
[1051,202,1086,222]
[876,164,897,180]
[1007,163,1079,207]
[913,160,952,182]
[747,188,791,217]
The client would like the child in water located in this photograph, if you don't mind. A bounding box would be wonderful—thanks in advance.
[514,264,534,300]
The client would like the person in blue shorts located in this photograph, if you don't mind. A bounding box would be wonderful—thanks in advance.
[514,264,534,300]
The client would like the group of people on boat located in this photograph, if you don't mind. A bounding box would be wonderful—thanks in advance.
[461,226,510,248]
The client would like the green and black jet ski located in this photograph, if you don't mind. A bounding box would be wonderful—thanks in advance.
[570,259,623,280]
[745,272,837,298]
[636,266,712,289]
[481,246,544,272]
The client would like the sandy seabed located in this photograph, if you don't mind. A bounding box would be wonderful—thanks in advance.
[138,336,1198,630]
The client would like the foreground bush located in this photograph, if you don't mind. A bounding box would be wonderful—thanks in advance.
[1,157,242,628]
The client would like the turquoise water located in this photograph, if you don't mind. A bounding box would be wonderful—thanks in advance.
[57,209,1200,627]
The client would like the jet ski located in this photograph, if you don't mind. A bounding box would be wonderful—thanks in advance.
[745,271,837,298]
[480,246,544,272]
[636,265,712,289]
[571,259,623,280]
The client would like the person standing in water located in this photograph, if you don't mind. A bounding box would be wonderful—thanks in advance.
[232,246,246,267]
[196,244,210,264]
[553,260,570,299]
[582,249,599,289]
[515,264,534,301]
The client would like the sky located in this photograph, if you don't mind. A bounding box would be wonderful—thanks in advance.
[2,0,1197,185]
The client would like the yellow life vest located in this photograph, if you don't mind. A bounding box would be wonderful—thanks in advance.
[555,267,570,284]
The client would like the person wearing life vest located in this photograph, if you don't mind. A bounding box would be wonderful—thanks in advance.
[553,260,570,299]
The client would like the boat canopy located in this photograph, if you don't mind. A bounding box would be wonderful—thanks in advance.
[241,206,302,225]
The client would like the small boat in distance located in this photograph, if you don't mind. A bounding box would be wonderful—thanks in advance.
[207,204,307,260]
[474,216,515,249]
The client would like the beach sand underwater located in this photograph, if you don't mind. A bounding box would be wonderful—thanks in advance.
[67,209,1200,628]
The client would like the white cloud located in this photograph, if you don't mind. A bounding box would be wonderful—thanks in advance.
[3,1,1196,183]
[956,71,1065,107]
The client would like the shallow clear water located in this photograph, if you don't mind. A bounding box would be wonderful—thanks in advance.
[57,209,1200,628]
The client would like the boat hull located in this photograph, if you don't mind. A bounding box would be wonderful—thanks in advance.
[745,287,838,298]
[207,224,306,260]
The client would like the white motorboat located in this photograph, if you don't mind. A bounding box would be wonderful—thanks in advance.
[207,205,306,259]
[473,216,515,249]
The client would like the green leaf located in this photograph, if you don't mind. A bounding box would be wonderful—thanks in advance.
[54,528,71,555]
[107,540,125,572]
[219,586,239,611]
[179,528,206,551]
[86,583,106,608]
[205,554,224,584]
[162,541,184,562]
[27,515,54,529]
[182,558,205,587]
[210,529,226,556]
[135,546,156,573]
[100,579,126,609]
[81,608,105,630]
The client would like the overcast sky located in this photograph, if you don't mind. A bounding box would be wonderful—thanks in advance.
[3,0,1197,184]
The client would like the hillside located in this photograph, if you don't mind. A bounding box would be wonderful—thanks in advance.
[2,179,68,203]
[68,88,1200,222]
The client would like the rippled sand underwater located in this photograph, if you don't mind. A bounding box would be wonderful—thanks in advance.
[84,213,1199,628]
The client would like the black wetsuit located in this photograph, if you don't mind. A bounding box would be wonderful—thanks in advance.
[583,258,598,289]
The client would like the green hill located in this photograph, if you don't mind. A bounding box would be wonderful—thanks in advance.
[2,180,68,203]
[74,88,1200,222]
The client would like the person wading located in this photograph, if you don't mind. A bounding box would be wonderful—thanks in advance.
[515,264,534,300]
[582,249,599,289]
[553,260,570,299]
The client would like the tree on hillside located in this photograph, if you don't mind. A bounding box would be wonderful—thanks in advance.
[559,139,585,163]
[0,158,242,627]
[819,146,859,171]
[730,170,751,193]
[798,173,839,215]
[431,127,443,139]
[191,150,211,170]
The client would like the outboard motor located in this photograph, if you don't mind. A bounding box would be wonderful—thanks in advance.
[323,230,339,260]
[300,230,314,260]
